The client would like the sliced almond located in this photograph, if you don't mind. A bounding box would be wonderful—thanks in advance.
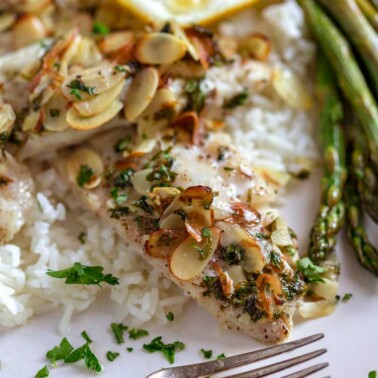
[227,265,246,288]
[43,94,70,132]
[74,80,124,117]
[130,168,153,195]
[0,104,16,133]
[145,229,182,259]
[213,261,234,298]
[184,206,212,242]
[22,110,42,132]
[179,185,213,209]
[255,167,291,189]
[65,148,104,189]
[66,100,123,130]
[217,221,265,273]
[238,34,271,61]
[124,67,159,121]
[169,227,220,281]
[98,31,135,55]
[135,32,187,65]
[271,216,292,247]
[12,15,46,49]
[160,213,185,230]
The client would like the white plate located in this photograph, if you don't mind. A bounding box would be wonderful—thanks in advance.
[1,171,377,377]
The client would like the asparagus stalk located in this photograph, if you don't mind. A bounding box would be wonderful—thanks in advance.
[318,0,378,96]
[308,53,347,264]
[356,0,378,31]
[298,0,378,172]
[345,145,378,276]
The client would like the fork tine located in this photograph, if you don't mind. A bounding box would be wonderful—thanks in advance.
[222,349,327,378]
[281,362,329,378]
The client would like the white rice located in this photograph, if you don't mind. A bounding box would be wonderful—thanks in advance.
[0,0,318,331]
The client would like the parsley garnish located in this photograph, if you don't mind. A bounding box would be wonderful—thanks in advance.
[111,323,128,344]
[78,232,86,245]
[220,244,244,265]
[112,167,135,188]
[81,331,92,344]
[217,353,226,360]
[114,135,132,152]
[134,196,155,214]
[110,206,130,219]
[67,79,96,100]
[92,21,110,36]
[64,343,102,373]
[126,347,133,352]
[184,77,206,113]
[106,351,120,362]
[270,252,282,267]
[223,89,249,109]
[200,349,213,359]
[76,165,94,187]
[223,166,235,171]
[35,365,49,377]
[296,257,326,283]
[143,337,185,364]
[342,293,353,302]
[128,328,149,340]
[166,312,174,321]
[192,227,212,260]
[369,371,377,378]
[46,337,74,364]
[111,187,128,205]
[47,262,119,286]
[49,109,60,118]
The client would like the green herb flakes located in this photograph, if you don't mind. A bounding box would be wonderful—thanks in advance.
[76,165,94,187]
[67,79,96,100]
[342,293,353,302]
[128,328,149,340]
[143,337,185,364]
[200,349,213,359]
[166,312,174,321]
[126,347,133,352]
[92,21,110,36]
[49,109,60,118]
[114,135,132,152]
[47,262,119,286]
[220,244,244,265]
[64,343,102,373]
[81,330,92,344]
[46,337,74,363]
[217,353,226,360]
[223,90,249,109]
[110,206,130,219]
[184,77,206,113]
[369,371,377,378]
[35,365,49,377]
[296,257,326,283]
[106,351,120,362]
[111,323,128,344]
[111,187,128,205]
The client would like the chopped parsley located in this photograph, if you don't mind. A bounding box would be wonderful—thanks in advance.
[200,349,213,359]
[296,257,326,283]
[46,337,74,364]
[202,275,225,300]
[192,227,212,260]
[134,195,155,214]
[35,365,49,377]
[220,244,244,265]
[111,323,128,344]
[76,165,94,187]
[47,262,119,286]
[270,252,282,267]
[78,232,86,245]
[111,187,128,205]
[342,293,353,302]
[81,331,92,344]
[143,337,185,364]
[369,371,377,378]
[217,353,226,360]
[114,135,132,152]
[184,77,206,113]
[223,166,235,171]
[166,312,174,321]
[146,148,177,189]
[110,206,130,219]
[49,109,60,118]
[128,328,149,340]
[223,90,249,109]
[112,167,135,188]
[67,79,96,100]
[92,21,110,36]
[64,343,102,373]
[126,347,133,352]
[106,351,120,362]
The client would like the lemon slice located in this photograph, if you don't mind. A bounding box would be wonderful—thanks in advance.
[115,0,261,26]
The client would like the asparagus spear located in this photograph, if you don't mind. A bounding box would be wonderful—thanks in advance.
[356,0,378,31]
[298,0,378,174]
[345,144,378,276]
[318,0,378,96]
[308,53,347,264]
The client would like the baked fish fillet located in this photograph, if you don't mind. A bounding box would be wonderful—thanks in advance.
[58,129,304,343]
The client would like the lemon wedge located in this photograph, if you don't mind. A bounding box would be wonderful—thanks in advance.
[115,0,261,26]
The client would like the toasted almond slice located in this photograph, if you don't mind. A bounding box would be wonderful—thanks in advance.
[179,185,213,208]
[213,261,234,298]
[227,265,246,288]
[66,100,123,130]
[255,167,291,189]
[74,80,124,117]
[169,227,220,280]
[131,168,153,195]
[217,221,265,273]
[145,229,182,259]
[12,15,46,49]
[65,148,104,189]
[271,216,292,247]
[170,20,199,61]
[160,213,185,230]
[184,206,212,242]
[62,68,125,101]
[22,110,42,132]
[44,94,69,132]
[0,104,16,133]
[124,67,159,121]
[135,32,187,65]
[98,31,135,54]
[272,67,313,110]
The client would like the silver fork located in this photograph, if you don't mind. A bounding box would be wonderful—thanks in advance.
[146,333,328,378]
